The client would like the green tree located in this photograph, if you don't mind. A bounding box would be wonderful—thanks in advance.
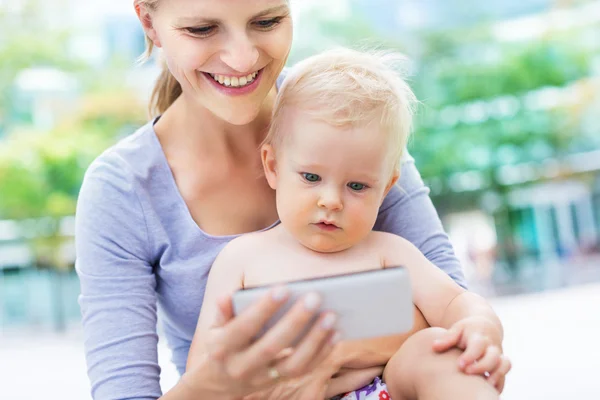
[0,89,145,270]
[0,0,82,129]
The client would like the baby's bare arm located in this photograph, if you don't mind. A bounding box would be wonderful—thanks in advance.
[382,233,502,339]
[187,240,247,369]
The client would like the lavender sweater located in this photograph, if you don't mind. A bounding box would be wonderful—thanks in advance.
[76,78,466,400]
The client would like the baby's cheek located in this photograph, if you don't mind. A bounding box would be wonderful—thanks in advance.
[348,201,379,228]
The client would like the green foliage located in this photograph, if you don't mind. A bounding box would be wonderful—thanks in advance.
[424,40,590,105]
[0,123,109,219]
[0,12,83,121]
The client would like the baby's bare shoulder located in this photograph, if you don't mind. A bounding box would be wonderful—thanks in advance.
[220,230,275,260]
[364,231,422,268]
[367,230,414,251]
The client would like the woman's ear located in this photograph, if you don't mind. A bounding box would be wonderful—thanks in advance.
[134,1,162,48]
[261,144,278,190]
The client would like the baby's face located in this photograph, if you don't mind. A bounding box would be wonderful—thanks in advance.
[263,111,397,253]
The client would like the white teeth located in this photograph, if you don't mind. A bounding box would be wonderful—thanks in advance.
[208,70,260,88]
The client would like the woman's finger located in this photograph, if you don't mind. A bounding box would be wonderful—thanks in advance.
[276,312,338,377]
[465,345,501,375]
[218,286,291,352]
[458,334,489,370]
[232,292,322,376]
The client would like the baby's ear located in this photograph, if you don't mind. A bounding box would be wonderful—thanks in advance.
[261,144,278,190]
[382,170,400,202]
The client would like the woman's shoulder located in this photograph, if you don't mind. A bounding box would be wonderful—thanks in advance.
[84,119,164,187]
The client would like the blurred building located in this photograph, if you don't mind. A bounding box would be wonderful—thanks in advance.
[347,0,600,276]
[352,0,555,33]
[2,0,155,130]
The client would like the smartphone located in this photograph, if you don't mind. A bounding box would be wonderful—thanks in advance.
[231,266,413,343]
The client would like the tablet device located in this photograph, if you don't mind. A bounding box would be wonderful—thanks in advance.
[232,266,413,342]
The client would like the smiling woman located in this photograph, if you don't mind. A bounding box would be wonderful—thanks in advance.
[75,0,468,399]
[137,0,293,124]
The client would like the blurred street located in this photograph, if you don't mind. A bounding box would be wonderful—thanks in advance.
[2,282,599,400]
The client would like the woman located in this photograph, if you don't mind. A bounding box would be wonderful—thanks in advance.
[76,0,470,399]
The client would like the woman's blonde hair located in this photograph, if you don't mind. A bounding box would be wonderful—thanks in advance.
[265,47,418,173]
[136,0,182,117]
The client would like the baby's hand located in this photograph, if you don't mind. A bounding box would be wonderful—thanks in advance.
[432,316,511,392]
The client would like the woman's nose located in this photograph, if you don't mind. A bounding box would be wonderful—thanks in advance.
[220,32,259,73]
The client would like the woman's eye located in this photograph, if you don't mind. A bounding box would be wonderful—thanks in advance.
[302,173,321,183]
[253,17,282,30]
[348,182,366,191]
[185,26,216,37]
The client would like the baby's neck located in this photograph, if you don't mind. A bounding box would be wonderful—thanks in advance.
[275,224,359,257]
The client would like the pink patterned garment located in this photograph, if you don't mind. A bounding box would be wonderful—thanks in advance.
[338,377,391,400]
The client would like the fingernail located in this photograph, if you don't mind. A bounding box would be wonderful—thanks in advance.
[458,359,466,368]
[272,286,289,301]
[304,292,321,311]
[321,313,337,329]
[330,331,341,344]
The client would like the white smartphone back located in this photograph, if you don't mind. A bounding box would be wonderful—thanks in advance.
[232,266,413,342]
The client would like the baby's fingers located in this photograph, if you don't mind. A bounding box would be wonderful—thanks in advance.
[458,333,489,370]
[432,326,462,353]
[465,345,501,375]
[488,355,512,392]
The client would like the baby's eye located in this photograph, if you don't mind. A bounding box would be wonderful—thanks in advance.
[302,173,321,182]
[348,182,367,191]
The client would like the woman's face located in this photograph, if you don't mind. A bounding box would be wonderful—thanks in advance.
[138,0,293,125]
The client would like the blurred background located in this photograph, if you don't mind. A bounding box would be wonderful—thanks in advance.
[1,0,599,398]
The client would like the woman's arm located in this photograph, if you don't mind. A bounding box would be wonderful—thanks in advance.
[76,153,162,399]
[374,153,467,289]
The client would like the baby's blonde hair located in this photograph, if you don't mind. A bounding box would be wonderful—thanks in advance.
[265,47,418,173]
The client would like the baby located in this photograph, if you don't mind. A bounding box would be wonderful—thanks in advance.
[193,48,510,399]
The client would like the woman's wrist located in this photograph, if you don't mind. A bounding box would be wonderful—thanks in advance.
[178,367,238,400]
[158,378,200,400]
[160,358,236,400]
[178,373,234,400]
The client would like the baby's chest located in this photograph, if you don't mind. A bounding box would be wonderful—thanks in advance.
[242,251,384,288]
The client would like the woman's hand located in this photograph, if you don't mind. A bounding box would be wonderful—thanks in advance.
[183,286,339,399]
[241,352,384,400]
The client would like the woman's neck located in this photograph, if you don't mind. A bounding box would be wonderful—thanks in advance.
[155,88,277,161]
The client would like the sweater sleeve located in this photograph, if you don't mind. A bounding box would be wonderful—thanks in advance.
[75,150,162,400]
[375,154,468,289]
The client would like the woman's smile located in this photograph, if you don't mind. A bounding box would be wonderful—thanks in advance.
[201,67,265,96]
